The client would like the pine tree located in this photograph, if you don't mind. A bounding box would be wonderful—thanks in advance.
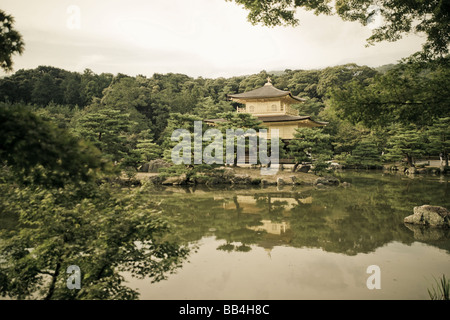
[384,125,426,167]
[74,106,135,162]
[427,117,450,167]
[347,137,382,169]
[288,127,333,173]
[216,112,266,166]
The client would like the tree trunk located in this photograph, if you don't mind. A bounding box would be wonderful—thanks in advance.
[44,260,61,300]
[406,154,414,167]
[292,162,299,172]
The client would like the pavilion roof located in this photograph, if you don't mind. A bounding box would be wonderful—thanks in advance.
[228,81,306,103]
[205,114,328,127]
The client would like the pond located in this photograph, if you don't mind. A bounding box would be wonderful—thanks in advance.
[124,170,450,300]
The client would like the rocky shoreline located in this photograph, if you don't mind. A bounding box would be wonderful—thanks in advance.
[142,168,342,187]
[116,158,345,187]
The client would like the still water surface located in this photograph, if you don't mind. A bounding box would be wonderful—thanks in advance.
[126,171,450,300]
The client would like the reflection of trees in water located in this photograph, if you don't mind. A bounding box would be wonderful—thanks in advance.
[158,172,450,256]
[4,172,443,299]
[254,194,289,221]
[160,195,264,252]
[288,172,450,254]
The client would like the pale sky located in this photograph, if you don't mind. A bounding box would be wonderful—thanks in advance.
[2,0,426,78]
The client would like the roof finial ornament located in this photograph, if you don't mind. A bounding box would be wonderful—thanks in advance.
[265,76,272,86]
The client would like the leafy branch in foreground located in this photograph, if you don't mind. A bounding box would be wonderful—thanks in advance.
[0,10,25,72]
[228,0,450,60]
[0,107,189,300]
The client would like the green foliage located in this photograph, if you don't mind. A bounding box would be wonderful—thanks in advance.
[226,0,336,28]
[345,136,383,168]
[428,274,450,300]
[32,103,79,129]
[216,112,265,131]
[289,127,333,173]
[0,10,24,72]
[192,96,234,119]
[125,139,162,170]
[160,113,204,160]
[384,125,427,167]
[0,104,111,187]
[330,59,450,128]
[426,117,450,167]
[73,106,135,163]
[0,106,189,300]
[0,177,189,300]
[294,98,324,117]
[0,66,113,108]
[317,64,378,99]
[1,59,448,169]
[216,112,271,166]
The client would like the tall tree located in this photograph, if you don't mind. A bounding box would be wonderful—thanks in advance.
[346,136,383,169]
[193,97,234,119]
[330,59,450,128]
[101,76,168,140]
[31,73,60,106]
[216,112,269,166]
[288,127,333,173]
[0,104,109,188]
[384,125,426,167]
[73,106,135,162]
[427,117,450,167]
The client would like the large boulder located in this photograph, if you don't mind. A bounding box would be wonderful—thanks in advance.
[313,176,340,186]
[193,173,223,185]
[297,165,311,173]
[405,167,417,175]
[404,205,450,227]
[231,174,252,185]
[277,177,285,186]
[140,162,150,172]
[146,159,171,173]
[162,173,188,185]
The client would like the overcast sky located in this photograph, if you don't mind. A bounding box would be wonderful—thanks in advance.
[2,0,426,78]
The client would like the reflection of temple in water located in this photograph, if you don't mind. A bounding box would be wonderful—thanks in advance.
[247,219,289,235]
[214,193,312,214]
[214,192,312,253]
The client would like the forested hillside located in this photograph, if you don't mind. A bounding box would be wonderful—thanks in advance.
[1,59,449,171]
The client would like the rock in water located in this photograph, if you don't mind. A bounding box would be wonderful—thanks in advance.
[162,173,188,185]
[231,174,251,185]
[314,176,340,186]
[404,205,450,227]
[277,177,285,186]
[297,165,310,173]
